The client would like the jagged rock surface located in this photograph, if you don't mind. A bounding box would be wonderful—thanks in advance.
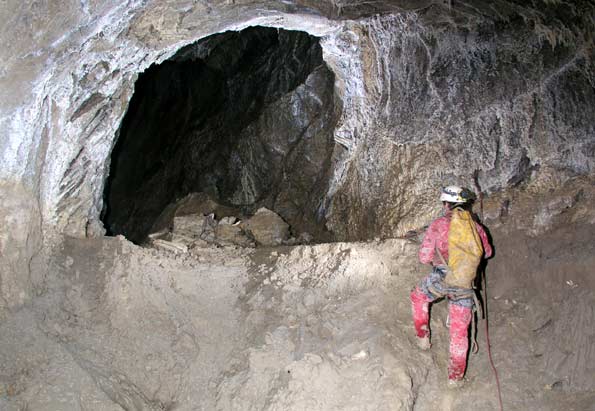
[1,1,593,251]
[103,27,336,244]
[1,1,591,245]
[324,10,595,239]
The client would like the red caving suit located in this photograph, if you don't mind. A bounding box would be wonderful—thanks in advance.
[411,209,492,381]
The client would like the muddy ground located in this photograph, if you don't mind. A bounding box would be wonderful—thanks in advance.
[1,218,594,410]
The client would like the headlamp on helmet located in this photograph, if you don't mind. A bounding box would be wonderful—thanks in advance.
[440,186,476,204]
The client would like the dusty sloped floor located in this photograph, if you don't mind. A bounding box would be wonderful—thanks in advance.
[482,222,595,411]
[1,230,594,410]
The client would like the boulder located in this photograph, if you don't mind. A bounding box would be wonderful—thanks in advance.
[151,211,258,249]
[171,213,217,241]
[216,223,254,248]
[173,214,206,236]
[241,208,290,246]
[152,239,188,254]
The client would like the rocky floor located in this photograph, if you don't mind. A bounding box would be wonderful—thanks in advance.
[1,229,593,410]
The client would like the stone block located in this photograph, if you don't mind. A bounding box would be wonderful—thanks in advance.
[241,208,290,246]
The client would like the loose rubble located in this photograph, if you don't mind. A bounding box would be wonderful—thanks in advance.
[147,194,304,251]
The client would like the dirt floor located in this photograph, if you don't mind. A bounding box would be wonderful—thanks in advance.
[1,218,594,410]
[482,222,595,410]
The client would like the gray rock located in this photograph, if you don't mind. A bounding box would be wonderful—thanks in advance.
[198,214,218,243]
[148,193,241,243]
[188,238,212,251]
[170,233,197,247]
[152,239,188,254]
[297,232,314,244]
[147,229,170,241]
[219,216,238,225]
[241,208,290,246]
[215,224,254,248]
[173,214,206,237]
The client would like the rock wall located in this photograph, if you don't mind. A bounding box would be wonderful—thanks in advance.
[0,183,42,310]
[0,0,343,308]
[103,27,337,243]
[324,8,595,239]
[1,0,594,307]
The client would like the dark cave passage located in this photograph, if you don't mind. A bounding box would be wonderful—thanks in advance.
[102,27,338,244]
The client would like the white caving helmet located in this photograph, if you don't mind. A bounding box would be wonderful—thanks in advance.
[440,186,476,204]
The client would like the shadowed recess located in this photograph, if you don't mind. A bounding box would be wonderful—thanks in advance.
[102,27,338,243]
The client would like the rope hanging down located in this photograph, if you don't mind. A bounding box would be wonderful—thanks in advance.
[473,170,504,411]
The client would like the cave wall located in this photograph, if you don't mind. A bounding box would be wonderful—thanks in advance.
[324,8,595,239]
[1,0,594,309]
[104,28,336,243]
[0,0,342,310]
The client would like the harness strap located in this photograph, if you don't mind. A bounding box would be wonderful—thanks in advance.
[426,282,474,300]
[434,245,450,274]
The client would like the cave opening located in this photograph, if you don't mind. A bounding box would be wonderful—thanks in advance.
[101,27,338,246]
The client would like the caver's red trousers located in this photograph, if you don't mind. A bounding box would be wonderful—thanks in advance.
[410,286,473,381]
